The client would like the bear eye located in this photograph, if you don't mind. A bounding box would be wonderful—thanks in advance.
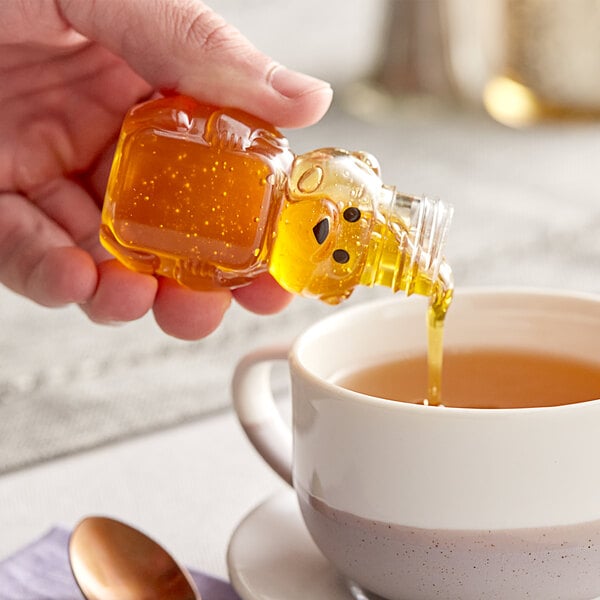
[332,249,350,264]
[312,218,329,245]
[343,207,361,223]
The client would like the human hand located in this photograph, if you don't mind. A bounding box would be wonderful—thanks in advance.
[0,0,332,339]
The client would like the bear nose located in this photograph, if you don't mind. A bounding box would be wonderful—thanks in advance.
[312,218,329,245]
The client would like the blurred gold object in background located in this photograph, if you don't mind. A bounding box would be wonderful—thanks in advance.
[483,0,600,126]
[349,0,600,127]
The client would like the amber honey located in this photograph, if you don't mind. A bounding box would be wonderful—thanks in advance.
[101,95,453,402]
[102,96,293,289]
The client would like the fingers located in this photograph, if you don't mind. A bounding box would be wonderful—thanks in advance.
[22,245,97,307]
[0,187,290,336]
[152,278,232,341]
[233,273,293,315]
[86,269,290,340]
[0,192,97,306]
[28,177,107,262]
[82,260,157,323]
[57,0,333,128]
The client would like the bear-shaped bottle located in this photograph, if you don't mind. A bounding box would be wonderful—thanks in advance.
[101,95,453,307]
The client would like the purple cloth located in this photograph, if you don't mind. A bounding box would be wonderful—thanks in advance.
[0,528,241,600]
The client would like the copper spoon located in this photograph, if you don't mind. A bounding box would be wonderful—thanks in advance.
[69,516,200,600]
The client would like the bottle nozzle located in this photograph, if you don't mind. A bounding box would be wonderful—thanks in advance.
[359,186,453,298]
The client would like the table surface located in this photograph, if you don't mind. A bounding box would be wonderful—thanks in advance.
[0,405,287,581]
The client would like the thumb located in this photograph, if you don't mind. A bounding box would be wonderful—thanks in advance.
[57,0,333,128]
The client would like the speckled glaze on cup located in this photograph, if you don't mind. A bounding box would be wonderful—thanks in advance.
[298,493,600,600]
[232,289,600,600]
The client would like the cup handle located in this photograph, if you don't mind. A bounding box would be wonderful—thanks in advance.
[231,346,293,486]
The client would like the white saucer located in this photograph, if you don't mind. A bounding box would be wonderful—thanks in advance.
[227,488,352,600]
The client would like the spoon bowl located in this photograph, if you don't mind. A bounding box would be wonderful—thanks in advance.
[69,516,199,600]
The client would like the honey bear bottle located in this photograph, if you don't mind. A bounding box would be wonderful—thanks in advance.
[101,95,453,306]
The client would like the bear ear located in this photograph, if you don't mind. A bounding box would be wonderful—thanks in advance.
[297,165,324,193]
[351,151,381,176]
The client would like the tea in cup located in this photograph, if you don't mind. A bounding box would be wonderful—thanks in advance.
[232,288,600,600]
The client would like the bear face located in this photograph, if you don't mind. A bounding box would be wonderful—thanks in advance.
[269,148,385,303]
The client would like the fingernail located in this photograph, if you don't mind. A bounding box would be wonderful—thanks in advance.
[270,66,331,99]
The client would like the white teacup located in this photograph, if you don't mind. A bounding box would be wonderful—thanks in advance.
[232,288,600,600]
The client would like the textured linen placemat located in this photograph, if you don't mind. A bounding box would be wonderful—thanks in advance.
[0,292,335,474]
